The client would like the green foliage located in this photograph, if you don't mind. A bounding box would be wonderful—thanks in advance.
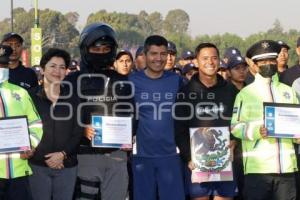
[147,12,163,35]
[65,12,79,26]
[86,9,165,47]
[0,8,299,66]
[163,9,189,35]
[166,32,193,53]
[192,20,300,66]
[116,29,144,48]
[0,7,80,59]
[39,9,79,56]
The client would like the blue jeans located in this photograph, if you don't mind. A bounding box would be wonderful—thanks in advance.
[29,164,77,200]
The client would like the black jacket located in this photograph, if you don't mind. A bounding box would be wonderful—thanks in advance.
[245,71,255,85]
[174,73,238,162]
[29,84,83,167]
[65,63,134,155]
[9,62,38,90]
[280,64,300,86]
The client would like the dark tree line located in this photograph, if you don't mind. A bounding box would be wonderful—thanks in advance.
[0,8,299,66]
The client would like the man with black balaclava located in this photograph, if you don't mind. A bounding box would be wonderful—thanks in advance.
[231,40,299,200]
[66,23,133,200]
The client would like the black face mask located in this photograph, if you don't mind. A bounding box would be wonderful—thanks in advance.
[258,64,277,78]
[86,52,115,72]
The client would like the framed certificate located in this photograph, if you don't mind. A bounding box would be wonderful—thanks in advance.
[190,127,233,183]
[91,115,132,148]
[264,102,300,138]
[0,116,31,154]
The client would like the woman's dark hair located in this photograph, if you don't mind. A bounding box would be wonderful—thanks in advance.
[39,48,71,69]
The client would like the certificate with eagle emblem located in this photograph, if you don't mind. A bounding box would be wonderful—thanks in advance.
[189,127,233,183]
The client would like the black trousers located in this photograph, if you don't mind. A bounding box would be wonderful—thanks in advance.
[243,173,296,200]
[233,139,244,200]
[0,177,32,200]
[295,145,300,200]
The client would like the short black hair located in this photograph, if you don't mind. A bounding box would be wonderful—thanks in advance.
[143,35,168,54]
[40,48,71,70]
[195,43,220,58]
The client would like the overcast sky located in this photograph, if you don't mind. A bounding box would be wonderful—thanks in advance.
[1,0,299,38]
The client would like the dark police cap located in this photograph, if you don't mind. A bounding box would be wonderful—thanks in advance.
[277,40,290,50]
[71,60,78,67]
[227,55,247,69]
[219,60,228,69]
[135,46,144,58]
[173,65,182,75]
[0,45,12,64]
[69,60,78,70]
[167,41,177,54]
[32,66,43,81]
[223,47,241,59]
[246,40,281,62]
[182,63,197,75]
[116,49,133,61]
[1,32,24,44]
[181,50,195,60]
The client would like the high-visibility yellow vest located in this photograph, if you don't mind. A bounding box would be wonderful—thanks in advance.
[231,74,298,174]
[0,81,43,179]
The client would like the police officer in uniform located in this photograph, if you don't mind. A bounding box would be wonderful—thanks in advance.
[227,55,248,90]
[276,40,290,74]
[134,46,146,71]
[164,41,177,72]
[1,32,38,90]
[280,38,300,89]
[231,40,299,200]
[66,23,133,200]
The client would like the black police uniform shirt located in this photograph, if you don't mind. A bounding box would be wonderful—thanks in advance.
[9,62,38,90]
[245,71,255,85]
[280,64,300,87]
[227,80,247,91]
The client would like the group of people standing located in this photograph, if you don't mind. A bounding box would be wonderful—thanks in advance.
[0,21,300,200]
